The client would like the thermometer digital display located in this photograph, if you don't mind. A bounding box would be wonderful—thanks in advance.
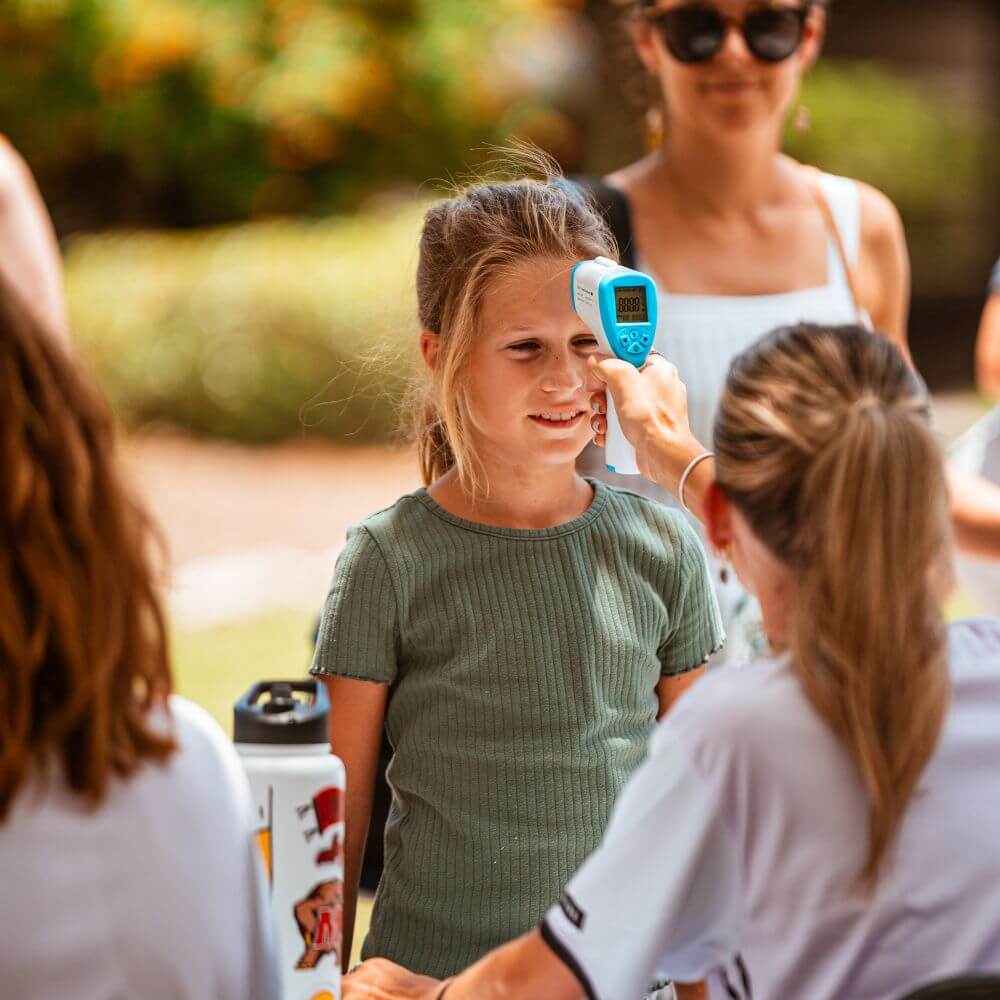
[570,256,659,476]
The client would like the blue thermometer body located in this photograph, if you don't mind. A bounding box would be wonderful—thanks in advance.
[571,256,659,475]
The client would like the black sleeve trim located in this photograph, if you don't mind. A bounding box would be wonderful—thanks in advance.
[539,917,599,1000]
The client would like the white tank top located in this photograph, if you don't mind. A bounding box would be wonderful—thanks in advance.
[583,171,866,498]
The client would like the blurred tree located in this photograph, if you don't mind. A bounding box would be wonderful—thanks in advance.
[0,0,588,229]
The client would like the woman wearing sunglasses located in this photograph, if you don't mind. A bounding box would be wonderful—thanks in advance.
[578,0,909,662]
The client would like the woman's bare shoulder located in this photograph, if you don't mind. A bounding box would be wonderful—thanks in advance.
[855,180,905,256]
[604,152,662,197]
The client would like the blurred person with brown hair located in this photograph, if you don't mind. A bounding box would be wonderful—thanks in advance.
[0,137,67,342]
[344,324,1000,1000]
[0,274,279,1000]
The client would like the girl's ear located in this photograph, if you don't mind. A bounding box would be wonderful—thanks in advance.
[420,330,440,372]
[703,480,734,554]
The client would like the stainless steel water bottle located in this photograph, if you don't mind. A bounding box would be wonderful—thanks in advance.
[235,680,346,1000]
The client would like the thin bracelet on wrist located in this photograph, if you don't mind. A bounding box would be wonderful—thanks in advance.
[678,450,714,514]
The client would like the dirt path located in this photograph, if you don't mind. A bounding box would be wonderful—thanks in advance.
[125,391,988,627]
[123,432,421,626]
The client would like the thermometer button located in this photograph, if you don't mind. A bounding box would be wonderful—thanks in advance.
[639,331,653,346]
[626,342,644,356]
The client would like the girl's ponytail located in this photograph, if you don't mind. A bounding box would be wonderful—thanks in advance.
[715,324,952,886]
[792,391,950,884]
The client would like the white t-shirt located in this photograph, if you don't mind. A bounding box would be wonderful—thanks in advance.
[543,619,1000,1000]
[0,696,279,1000]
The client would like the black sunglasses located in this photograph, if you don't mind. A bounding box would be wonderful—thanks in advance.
[644,3,810,64]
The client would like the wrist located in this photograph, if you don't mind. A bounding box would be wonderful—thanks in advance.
[645,425,710,495]
[434,978,455,999]
[679,452,715,520]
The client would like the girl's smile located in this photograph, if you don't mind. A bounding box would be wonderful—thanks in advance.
[528,409,588,429]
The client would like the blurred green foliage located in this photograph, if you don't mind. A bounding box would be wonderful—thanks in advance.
[66,200,425,441]
[61,55,998,444]
[786,61,997,295]
[0,0,576,224]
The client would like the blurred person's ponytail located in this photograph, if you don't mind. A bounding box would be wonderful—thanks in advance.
[0,274,174,820]
[413,155,616,492]
[714,323,951,886]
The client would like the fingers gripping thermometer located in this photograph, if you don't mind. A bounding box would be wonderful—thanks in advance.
[571,256,658,475]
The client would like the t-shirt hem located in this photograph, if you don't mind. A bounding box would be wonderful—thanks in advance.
[539,916,599,1000]
[660,636,726,677]
[308,663,393,685]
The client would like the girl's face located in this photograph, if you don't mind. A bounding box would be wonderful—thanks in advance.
[460,255,603,473]
[635,0,824,139]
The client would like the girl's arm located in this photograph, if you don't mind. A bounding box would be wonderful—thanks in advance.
[656,645,711,1000]
[656,667,706,719]
[322,674,390,972]
[856,182,911,357]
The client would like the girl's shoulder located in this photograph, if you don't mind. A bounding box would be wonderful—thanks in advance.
[598,481,694,537]
[350,488,437,540]
[594,483,712,581]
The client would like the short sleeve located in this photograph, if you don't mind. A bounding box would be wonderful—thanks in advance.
[659,517,725,675]
[310,525,398,684]
[540,722,741,999]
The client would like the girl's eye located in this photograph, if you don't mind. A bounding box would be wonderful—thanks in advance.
[508,340,541,353]
[574,336,599,350]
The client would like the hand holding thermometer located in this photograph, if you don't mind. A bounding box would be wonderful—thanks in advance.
[571,256,659,475]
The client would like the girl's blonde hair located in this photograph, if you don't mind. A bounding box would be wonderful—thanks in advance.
[715,323,952,886]
[414,172,616,489]
[0,274,174,820]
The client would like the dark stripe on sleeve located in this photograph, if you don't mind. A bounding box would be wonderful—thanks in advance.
[736,953,753,998]
[719,966,741,1000]
[539,917,599,1000]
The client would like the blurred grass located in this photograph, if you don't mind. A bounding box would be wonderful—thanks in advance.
[67,200,427,444]
[171,607,317,733]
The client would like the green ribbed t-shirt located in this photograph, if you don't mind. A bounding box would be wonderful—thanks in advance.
[310,479,723,978]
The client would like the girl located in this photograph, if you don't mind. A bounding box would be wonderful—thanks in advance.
[311,175,723,985]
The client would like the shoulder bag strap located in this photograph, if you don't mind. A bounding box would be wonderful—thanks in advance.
[569,176,637,271]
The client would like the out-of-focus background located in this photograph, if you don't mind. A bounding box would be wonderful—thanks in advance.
[3,0,997,724]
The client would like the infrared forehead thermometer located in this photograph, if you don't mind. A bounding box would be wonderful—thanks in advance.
[571,256,658,475]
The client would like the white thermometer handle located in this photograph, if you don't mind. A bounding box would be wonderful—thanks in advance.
[605,394,639,475]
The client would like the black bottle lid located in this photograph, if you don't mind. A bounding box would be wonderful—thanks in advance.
[233,679,329,745]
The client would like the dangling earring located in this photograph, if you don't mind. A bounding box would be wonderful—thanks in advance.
[645,105,665,152]
[717,544,733,585]
[793,104,811,134]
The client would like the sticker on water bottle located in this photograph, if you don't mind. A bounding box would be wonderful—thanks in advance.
[298,785,344,866]
[293,879,343,970]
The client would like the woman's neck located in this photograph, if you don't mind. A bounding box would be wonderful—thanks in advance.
[428,460,594,530]
[655,124,788,217]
